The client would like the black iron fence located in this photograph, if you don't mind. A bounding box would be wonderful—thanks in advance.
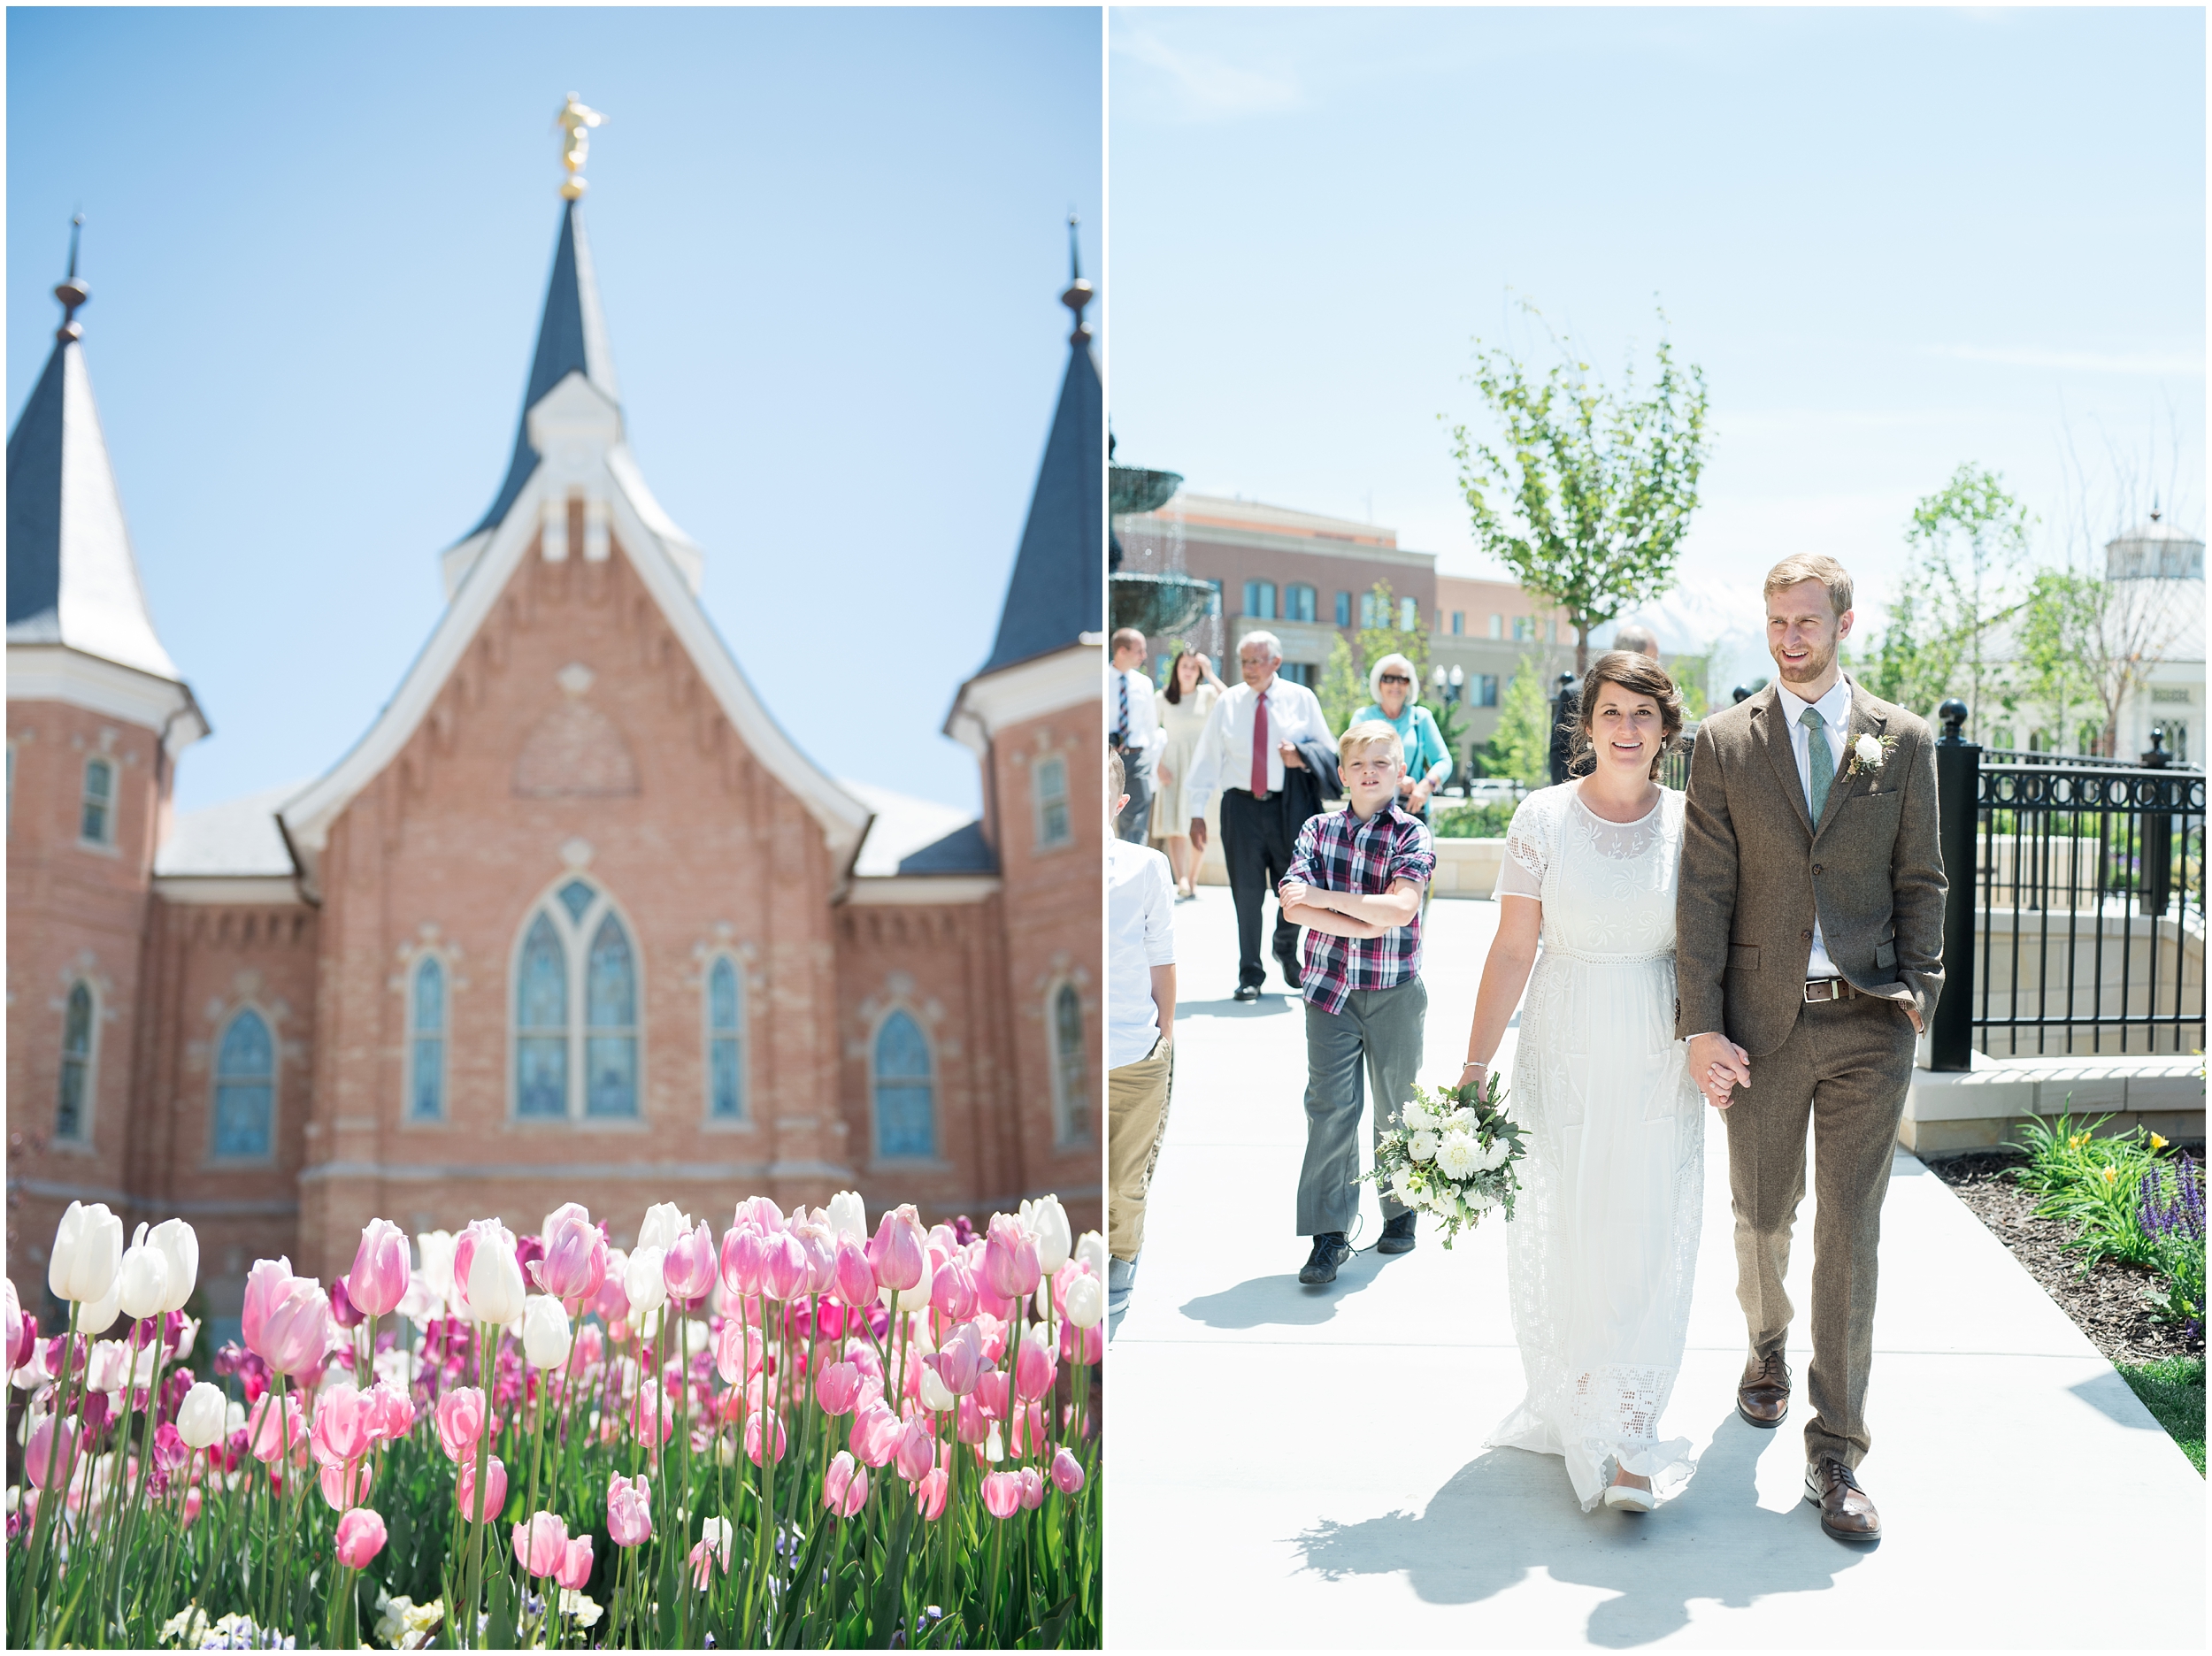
[1932,703,2206,1066]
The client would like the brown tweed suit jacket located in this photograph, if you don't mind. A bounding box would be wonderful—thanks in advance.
[1674,678,1947,1057]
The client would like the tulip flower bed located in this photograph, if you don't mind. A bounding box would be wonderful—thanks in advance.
[6,1191,1103,1649]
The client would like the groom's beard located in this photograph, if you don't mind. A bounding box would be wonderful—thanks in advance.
[1773,639,1837,685]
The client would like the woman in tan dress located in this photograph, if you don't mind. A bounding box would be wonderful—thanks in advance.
[1150,648,1223,898]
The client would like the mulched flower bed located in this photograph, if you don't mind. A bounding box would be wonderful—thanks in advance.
[1929,1146,2207,1366]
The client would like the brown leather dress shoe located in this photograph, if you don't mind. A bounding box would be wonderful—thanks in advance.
[1736,1350,1791,1429]
[1804,1456,1882,1541]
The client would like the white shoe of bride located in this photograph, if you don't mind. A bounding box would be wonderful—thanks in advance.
[1603,1470,1656,1512]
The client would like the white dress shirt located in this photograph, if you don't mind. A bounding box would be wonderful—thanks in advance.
[1183,676,1336,814]
[1112,667,1162,761]
[1773,671,1854,979]
[1107,839,1177,1069]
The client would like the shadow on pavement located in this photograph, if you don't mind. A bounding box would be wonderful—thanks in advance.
[2068,1366,2167,1431]
[1290,1411,1869,1646]
[1179,1246,1399,1328]
[1179,993,1299,1021]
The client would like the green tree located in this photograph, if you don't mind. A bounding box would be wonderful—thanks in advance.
[2009,567,2102,755]
[1878,464,2032,734]
[1319,632,1363,738]
[1481,656,1555,788]
[1448,304,1711,675]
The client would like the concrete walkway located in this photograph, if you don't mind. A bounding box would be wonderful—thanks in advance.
[1108,888,2204,1649]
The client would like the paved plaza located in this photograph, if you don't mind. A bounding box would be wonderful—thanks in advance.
[1107,886,2205,1649]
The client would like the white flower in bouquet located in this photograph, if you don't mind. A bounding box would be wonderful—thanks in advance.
[1409,1130,1440,1163]
[1478,1135,1513,1171]
[1446,1108,1478,1134]
[1401,1101,1436,1133]
[1434,1131,1481,1181]
[1389,1169,1416,1202]
[1465,1186,1501,1213]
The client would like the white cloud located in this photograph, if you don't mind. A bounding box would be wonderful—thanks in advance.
[1112,27,1303,122]
[1926,344,2205,378]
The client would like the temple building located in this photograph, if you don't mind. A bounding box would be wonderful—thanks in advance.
[6,173,1102,1337]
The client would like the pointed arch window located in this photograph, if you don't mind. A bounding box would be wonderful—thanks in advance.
[81,757,114,845]
[1051,981,1089,1145]
[873,1010,935,1160]
[212,1008,274,1160]
[56,982,95,1143]
[511,878,641,1121]
[409,957,448,1122]
[706,956,745,1122]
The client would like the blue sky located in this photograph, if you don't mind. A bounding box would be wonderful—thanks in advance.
[8,7,1102,816]
[1108,7,2204,682]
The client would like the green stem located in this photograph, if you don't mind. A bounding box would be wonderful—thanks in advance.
[19,1298,83,1647]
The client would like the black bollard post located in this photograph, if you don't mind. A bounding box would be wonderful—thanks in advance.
[2139,727,2172,918]
[1932,699,1979,1071]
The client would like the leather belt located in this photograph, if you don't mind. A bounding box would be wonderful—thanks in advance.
[1802,978,1860,1003]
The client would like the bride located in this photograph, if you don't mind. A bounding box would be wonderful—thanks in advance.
[1458,651,1706,1514]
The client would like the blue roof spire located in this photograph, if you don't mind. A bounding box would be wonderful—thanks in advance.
[461,196,620,540]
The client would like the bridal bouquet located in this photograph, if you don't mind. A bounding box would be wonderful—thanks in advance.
[1364,1072,1526,1247]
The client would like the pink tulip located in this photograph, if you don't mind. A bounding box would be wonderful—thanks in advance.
[366,1379,417,1443]
[456,1453,507,1522]
[319,1459,373,1511]
[247,1392,308,1465]
[348,1218,411,1317]
[1019,1465,1046,1510]
[246,1265,332,1378]
[849,1401,902,1468]
[1014,1334,1057,1403]
[822,1449,868,1518]
[759,1232,808,1302]
[973,1371,1010,1421]
[435,1387,488,1463]
[1007,1399,1048,1458]
[334,1506,388,1568]
[745,1411,788,1466]
[511,1510,569,1579]
[929,1258,979,1323]
[831,1239,877,1309]
[720,1226,766,1298]
[588,1258,631,1325]
[916,1461,949,1520]
[1050,1446,1085,1495]
[311,1384,374,1468]
[1060,1318,1102,1365]
[894,1414,937,1484]
[982,1215,1041,1300]
[531,1205,608,1307]
[981,1469,1022,1519]
[714,1315,755,1388]
[733,1195,784,1234]
[607,1472,653,1547]
[923,1322,989,1398]
[26,1415,77,1490]
[867,1208,926,1292]
[182,1486,204,1528]
[815,1360,863,1416]
[327,1277,365,1330]
[956,1393,990,1445]
[792,1221,839,1297]
[633,1385,677,1448]
[239,1256,295,1356]
[152,1422,192,1476]
[664,1220,718,1302]
[555,1533,594,1592]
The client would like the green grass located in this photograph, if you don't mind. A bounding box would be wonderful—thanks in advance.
[2119,1356,2206,1475]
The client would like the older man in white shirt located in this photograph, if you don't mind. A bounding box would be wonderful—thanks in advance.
[1187,631,1337,1000]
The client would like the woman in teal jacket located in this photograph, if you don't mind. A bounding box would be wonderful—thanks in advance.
[1351,651,1452,819]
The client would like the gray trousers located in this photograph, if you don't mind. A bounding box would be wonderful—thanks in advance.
[1724,992,1917,1469]
[1114,749,1153,844]
[1297,978,1426,1236]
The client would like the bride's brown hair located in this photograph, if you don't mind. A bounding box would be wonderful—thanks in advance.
[1568,650,1685,780]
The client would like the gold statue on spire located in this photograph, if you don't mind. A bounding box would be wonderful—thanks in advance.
[555,94,606,200]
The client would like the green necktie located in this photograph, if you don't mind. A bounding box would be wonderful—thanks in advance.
[1802,706,1833,820]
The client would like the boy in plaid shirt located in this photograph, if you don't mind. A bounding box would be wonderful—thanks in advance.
[1278,719,1437,1284]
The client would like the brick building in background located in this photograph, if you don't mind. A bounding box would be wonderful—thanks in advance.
[6,193,1102,1336]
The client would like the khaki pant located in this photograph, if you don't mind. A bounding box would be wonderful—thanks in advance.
[1724,992,1917,1469]
[1109,1034,1174,1261]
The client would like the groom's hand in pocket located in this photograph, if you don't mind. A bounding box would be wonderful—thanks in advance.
[1686,1031,1751,1108]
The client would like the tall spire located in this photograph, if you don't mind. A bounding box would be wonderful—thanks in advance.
[6,218,184,685]
[975,224,1102,676]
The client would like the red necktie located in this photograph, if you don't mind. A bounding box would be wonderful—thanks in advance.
[1251,686,1271,801]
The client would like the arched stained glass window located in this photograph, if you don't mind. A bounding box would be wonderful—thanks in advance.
[873,1010,935,1160]
[584,913,638,1117]
[516,913,568,1118]
[1053,982,1088,1145]
[411,958,446,1121]
[212,1009,274,1159]
[57,983,94,1142]
[707,957,743,1121]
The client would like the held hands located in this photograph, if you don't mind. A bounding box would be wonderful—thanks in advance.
[1686,1031,1751,1109]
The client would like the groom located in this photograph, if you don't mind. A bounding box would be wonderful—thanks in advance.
[1676,553,1946,1545]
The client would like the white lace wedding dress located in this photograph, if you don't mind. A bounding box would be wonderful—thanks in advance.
[1485,781,1705,1512]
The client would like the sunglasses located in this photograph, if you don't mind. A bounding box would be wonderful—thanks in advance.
[1378,674,1411,686]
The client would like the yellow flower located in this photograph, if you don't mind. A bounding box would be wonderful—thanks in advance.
[2101,1166,2119,1184]
[2068,1132,2091,1150]
[2150,1132,2170,1151]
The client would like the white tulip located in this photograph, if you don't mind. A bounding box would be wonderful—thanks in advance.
[87,1339,131,1394]
[397,1269,437,1322]
[48,1201,123,1306]
[172,1315,198,1362]
[918,1361,956,1414]
[1075,1230,1107,1282]
[826,1191,868,1245]
[176,1381,227,1450]
[115,1224,171,1321]
[1023,1195,1072,1276]
[77,1276,122,1337]
[637,1203,688,1255]
[625,1246,669,1314]
[685,1317,710,1356]
[148,1219,199,1314]
[522,1296,572,1371]
[416,1230,456,1303]
[894,1250,933,1314]
[466,1237,527,1329]
[1063,1273,1104,1330]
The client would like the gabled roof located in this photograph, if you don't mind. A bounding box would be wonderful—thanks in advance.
[7,328,183,684]
[896,821,995,876]
[463,199,621,541]
[154,779,306,878]
[976,331,1102,677]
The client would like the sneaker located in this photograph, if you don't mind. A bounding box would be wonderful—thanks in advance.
[1377,1212,1417,1254]
[1298,1232,1353,1285]
[1106,1254,1138,1319]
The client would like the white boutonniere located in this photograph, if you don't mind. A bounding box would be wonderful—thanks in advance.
[1843,732,1896,781]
